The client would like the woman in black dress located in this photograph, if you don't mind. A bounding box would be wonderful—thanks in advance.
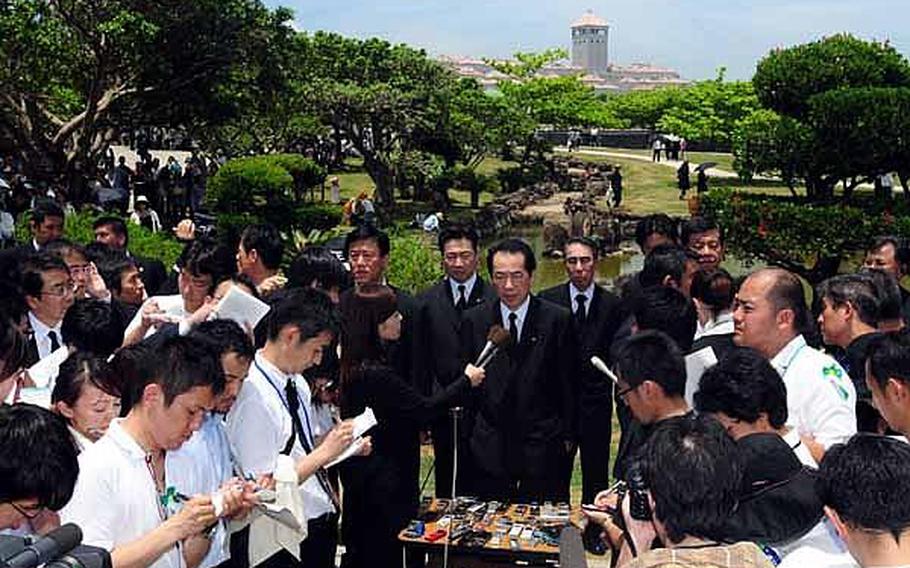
[338,284,484,568]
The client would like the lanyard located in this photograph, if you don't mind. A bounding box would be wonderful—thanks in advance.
[254,360,316,451]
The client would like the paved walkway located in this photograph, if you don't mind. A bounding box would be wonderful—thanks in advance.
[555,147,741,179]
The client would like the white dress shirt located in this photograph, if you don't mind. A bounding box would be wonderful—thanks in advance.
[568,282,594,317]
[226,352,334,522]
[770,335,857,450]
[499,296,531,343]
[28,311,63,363]
[61,419,184,568]
[448,273,478,305]
[167,414,234,568]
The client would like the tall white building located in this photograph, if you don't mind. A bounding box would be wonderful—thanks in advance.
[571,10,610,75]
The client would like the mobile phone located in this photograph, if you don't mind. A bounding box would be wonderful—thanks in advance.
[581,503,606,513]
[425,529,447,542]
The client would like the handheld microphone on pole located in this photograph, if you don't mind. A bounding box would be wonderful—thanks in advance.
[2,524,82,568]
[590,356,621,387]
[475,325,511,369]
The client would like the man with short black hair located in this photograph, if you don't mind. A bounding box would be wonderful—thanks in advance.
[94,215,168,295]
[639,244,699,298]
[123,239,232,345]
[865,332,910,438]
[97,252,146,321]
[61,335,241,568]
[632,286,698,352]
[237,223,285,297]
[633,214,678,255]
[22,253,75,370]
[460,238,575,501]
[540,236,625,510]
[226,289,360,568]
[25,199,65,253]
[167,320,257,568]
[681,216,725,271]
[864,235,910,325]
[734,268,856,461]
[817,274,883,432]
[416,223,497,495]
[0,403,79,530]
[62,299,125,358]
[861,268,906,332]
[816,434,910,568]
[588,415,774,568]
[611,331,692,480]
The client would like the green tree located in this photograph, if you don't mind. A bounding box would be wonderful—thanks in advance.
[738,34,910,200]
[0,0,287,198]
[295,33,466,207]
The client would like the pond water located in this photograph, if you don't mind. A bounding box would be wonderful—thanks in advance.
[494,224,755,293]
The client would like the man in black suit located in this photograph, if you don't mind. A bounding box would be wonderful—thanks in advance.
[6,199,65,261]
[21,254,75,371]
[539,237,625,507]
[343,225,417,386]
[460,238,575,502]
[93,216,168,296]
[416,223,498,496]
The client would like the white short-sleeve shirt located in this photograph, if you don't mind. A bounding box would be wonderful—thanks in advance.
[61,419,183,568]
[225,352,334,521]
[771,335,857,449]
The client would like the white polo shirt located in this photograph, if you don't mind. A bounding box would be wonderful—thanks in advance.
[61,419,184,568]
[771,335,857,450]
[225,352,334,522]
[166,414,233,568]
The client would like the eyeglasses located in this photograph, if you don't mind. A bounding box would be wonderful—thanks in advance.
[9,501,43,520]
[615,382,640,399]
[42,281,77,297]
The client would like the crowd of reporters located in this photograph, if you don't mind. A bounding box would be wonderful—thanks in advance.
[1,199,910,568]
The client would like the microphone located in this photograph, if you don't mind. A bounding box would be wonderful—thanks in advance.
[3,524,82,568]
[590,356,621,386]
[475,325,512,369]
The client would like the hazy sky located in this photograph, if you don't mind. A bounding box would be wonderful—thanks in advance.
[266,0,909,80]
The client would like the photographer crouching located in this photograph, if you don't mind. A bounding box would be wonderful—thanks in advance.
[583,415,775,568]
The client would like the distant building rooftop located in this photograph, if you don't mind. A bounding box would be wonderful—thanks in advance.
[571,10,609,28]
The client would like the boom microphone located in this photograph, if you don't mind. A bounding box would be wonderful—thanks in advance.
[3,524,82,568]
[590,356,621,387]
[475,325,512,369]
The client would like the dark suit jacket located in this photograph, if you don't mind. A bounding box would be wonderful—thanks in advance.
[415,277,498,395]
[539,282,625,416]
[460,296,575,477]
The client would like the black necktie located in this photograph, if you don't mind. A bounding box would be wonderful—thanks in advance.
[456,284,467,311]
[284,378,341,511]
[508,312,519,346]
[574,294,588,326]
[48,331,60,352]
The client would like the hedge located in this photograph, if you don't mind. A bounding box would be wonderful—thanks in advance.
[16,209,185,268]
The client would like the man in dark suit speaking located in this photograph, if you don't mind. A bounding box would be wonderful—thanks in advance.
[540,237,625,506]
[415,223,498,495]
[460,238,575,502]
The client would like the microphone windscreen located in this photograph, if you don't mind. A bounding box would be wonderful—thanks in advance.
[487,325,511,348]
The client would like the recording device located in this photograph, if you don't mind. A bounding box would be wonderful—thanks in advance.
[625,463,653,522]
[0,525,111,568]
[475,326,512,369]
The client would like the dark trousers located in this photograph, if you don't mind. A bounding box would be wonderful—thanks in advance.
[252,514,338,568]
[579,399,613,504]
[431,416,455,497]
